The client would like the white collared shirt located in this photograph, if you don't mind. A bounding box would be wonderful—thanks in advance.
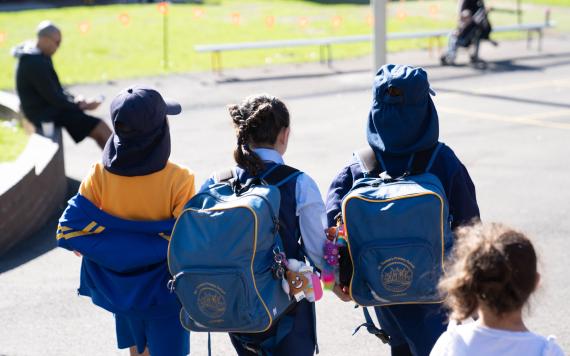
[200,148,326,269]
[430,321,565,356]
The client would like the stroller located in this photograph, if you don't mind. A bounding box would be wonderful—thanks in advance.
[441,1,497,65]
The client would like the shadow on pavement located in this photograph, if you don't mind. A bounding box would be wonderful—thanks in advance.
[212,51,570,88]
[215,67,370,85]
[0,178,79,274]
[434,86,570,109]
[430,51,570,82]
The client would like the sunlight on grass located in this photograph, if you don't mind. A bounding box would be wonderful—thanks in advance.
[0,0,565,89]
[0,120,29,162]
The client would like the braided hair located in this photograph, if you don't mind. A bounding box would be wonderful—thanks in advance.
[228,94,290,176]
[438,222,538,320]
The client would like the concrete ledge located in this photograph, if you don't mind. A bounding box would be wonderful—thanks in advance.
[0,133,66,256]
[0,94,67,257]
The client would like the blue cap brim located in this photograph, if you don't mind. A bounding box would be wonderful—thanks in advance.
[165,98,182,115]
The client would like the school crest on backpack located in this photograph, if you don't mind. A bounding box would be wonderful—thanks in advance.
[167,166,300,333]
[342,143,453,306]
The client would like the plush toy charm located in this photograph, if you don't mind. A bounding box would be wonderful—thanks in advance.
[285,270,309,297]
[322,225,347,290]
[281,259,323,302]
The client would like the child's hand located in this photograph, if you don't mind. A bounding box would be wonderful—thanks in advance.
[333,283,352,302]
[73,250,82,257]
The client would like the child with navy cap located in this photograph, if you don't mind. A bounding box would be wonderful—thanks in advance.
[57,86,195,356]
[325,64,480,356]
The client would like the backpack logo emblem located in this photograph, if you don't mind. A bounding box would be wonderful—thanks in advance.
[195,283,226,319]
[379,257,414,293]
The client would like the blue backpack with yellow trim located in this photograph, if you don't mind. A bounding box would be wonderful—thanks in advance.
[342,143,453,308]
[167,165,299,333]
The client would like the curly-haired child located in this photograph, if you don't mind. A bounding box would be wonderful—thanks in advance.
[430,222,565,356]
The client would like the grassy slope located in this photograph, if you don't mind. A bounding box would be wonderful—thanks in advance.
[0,122,28,162]
[0,0,566,89]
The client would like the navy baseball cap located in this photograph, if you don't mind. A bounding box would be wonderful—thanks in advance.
[110,86,181,137]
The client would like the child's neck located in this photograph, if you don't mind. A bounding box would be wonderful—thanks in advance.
[477,306,528,332]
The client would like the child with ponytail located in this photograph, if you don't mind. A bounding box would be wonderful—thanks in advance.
[200,94,327,356]
[431,222,565,356]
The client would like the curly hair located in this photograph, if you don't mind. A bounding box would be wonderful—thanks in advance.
[228,94,290,176]
[438,222,538,320]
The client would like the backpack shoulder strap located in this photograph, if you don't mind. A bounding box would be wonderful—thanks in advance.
[425,142,443,172]
[213,167,235,183]
[353,307,391,344]
[354,147,386,176]
[261,164,301,187]
[409,142,443,175]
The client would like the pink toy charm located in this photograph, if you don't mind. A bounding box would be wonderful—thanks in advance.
[281,259,323,302]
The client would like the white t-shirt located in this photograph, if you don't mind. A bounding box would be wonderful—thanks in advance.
[430,322,565,356]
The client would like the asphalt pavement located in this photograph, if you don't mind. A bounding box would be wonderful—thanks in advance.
[1,35,569,355]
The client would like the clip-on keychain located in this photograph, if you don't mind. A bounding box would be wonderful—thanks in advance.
[322,212,348,290]
[271,249,287,280]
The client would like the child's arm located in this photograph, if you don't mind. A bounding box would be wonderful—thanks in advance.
[449,162,480,229]
[325,165,356,227]
[325,164,357,301]
[67,163,102,257]
[295,173,327,272]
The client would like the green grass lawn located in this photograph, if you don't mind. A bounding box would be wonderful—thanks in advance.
[0,0,566,89]
[522,0,570,5]
[0,121,29,162]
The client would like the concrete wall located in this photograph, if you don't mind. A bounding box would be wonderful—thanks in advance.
[0,95,67,256]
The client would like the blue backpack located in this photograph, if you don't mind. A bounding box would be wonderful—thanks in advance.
[167,165,300,334]
[343,143,453,340]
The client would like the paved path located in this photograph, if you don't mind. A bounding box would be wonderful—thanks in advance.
[1,35,569,355]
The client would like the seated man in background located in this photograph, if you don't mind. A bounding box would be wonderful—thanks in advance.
[12,20,111,148]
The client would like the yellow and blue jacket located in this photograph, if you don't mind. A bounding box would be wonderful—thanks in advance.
[57,193,180,318]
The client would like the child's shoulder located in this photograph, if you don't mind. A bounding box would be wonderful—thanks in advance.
[433,142,461,165]
[542,335,566,356]
[164,161,195,178]
[430,323,470,355]
[295,171,321,192]
[452,323,566,356]
[80,161,105,187]
[85,161,105,177]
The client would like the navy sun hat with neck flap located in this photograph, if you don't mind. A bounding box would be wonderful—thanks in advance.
[103,86,182,177]
[367,64,439,157]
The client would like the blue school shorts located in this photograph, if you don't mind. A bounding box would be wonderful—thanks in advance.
[115,313,190,356]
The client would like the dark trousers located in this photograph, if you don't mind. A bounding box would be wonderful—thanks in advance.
[30,109,100,143]
[229,300,316,356]
[374,304,447,356]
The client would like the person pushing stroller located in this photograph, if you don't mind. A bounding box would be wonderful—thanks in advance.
[441,0,496,65]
